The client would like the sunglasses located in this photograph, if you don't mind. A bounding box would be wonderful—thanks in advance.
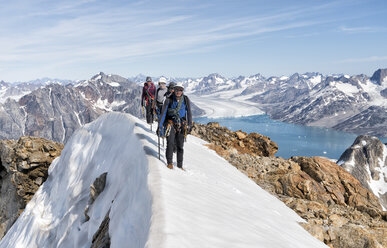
[175,87,184,92]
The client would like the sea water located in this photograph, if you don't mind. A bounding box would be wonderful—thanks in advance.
[194,115,387,160]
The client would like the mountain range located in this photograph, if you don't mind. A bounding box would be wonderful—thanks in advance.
[0,69,386,143]
[0,73,141,143]
[130,69,387,136]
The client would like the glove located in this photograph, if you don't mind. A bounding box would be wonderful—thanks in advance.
[156,127,161,136]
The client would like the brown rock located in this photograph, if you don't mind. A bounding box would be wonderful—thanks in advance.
[300,223,325,242]
[0,136,63,239]
[235,130,247,140]
[192,122,278,157]
[207,122,220,128]
[329,214,348,227]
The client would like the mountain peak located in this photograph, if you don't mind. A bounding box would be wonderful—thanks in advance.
[370,68,387,85]
[338,135,387,209]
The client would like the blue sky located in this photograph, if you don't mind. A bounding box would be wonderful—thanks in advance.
[0,0,387,81]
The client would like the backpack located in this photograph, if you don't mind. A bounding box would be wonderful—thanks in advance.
[167,95,189,122]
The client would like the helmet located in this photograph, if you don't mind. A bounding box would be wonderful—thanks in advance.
[175,82,184,90]
[158,77,167,84]
[146,76,152,82]
[168,82,176,89]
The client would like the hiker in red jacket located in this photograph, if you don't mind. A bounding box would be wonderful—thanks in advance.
[142,76,156,124]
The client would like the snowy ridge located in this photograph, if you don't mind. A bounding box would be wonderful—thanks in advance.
[0,113,152,247]
[0,113,326,248]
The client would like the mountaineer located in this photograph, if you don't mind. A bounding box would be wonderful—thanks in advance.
[141,76,156,124]
[155,77,168,120]
[157,82,192,169]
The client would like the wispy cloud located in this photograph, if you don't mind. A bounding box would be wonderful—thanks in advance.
[0,1,333,64]
[339,25,387,33]
[0,0,385,80]
[336,56,387,63]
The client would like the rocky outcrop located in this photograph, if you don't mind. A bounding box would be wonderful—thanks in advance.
[338,135,387,210]
[192,122,387,248]
[191,122,278,157]
[82,172,111,248]
[0,137,63,239]
[91,210,111,248]
[87,173,110,248]
[85,172,108,222]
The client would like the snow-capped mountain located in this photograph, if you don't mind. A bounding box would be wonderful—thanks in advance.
[0,112,326,248]
[160,69,386,137]
[0,72,141,143]
[128,74,194,86]
[337,135,387,210]
[0,72,209,143]
[15,78,74,86]
[1,68,385,141]
[263,71,387,136]
[0,78,75,104]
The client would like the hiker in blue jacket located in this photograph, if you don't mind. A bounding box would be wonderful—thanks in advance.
[157,82,192,169]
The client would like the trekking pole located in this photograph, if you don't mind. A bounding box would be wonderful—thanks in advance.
[141,106,145,119]
[158,134,161,160]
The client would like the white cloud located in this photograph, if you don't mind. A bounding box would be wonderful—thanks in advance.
[339,26,387,33]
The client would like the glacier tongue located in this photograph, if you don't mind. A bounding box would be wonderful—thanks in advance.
[0,112,326,248]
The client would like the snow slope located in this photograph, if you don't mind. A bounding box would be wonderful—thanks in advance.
[0,112,326,248]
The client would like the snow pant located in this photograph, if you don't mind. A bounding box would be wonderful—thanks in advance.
[166,126,185,168]
[145,102,154,124]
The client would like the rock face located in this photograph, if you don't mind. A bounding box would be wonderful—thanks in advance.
[338,135,387,210]
[85,172,111,248]
[0,137,63,239]
[370,68,387,85]
[192,123,387,248]
[191,122,278,157]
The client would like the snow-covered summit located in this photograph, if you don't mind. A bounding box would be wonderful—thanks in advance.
[0,112,326,248]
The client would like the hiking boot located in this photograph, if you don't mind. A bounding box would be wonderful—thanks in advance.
[167,163,173,169]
